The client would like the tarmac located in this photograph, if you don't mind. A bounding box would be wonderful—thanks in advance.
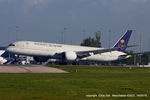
[0,65,69,73]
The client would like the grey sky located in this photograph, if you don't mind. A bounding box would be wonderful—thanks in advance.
[0,0,150,52]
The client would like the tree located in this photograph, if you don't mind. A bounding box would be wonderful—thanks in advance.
[80,31,101,47]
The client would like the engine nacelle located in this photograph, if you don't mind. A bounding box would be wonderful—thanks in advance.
[65,51,77,61]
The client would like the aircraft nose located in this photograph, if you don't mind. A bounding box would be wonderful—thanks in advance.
[6,47,13,53]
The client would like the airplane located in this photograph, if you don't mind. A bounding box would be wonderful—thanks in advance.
[0,57,8,64]
[0,47,15,64]
[6,30,133,64]
[0,50,7,64]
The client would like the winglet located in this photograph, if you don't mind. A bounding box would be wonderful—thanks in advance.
[113,30,132,52]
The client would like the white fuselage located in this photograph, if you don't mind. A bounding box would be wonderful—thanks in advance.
[7,41,127,62]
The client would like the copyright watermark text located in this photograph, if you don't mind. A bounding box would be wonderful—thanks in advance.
[86,94,148,98]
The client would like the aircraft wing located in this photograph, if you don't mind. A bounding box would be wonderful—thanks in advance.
[76,48,117,58]
[76,45,135,58]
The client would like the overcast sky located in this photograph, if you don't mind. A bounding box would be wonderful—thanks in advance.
[0,0,150,52]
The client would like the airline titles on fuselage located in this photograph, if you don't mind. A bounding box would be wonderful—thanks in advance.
[33,42,62,48]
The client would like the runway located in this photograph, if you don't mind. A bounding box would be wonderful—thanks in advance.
[0,65,69,73]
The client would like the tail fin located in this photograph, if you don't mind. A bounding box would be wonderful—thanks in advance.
[113,30,132,52]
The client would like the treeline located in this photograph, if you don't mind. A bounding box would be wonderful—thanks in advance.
[80,31,102,47]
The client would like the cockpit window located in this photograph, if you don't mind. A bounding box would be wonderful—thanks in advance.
[9,44,15,46]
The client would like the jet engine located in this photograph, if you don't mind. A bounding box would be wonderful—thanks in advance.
[64,51,77,61]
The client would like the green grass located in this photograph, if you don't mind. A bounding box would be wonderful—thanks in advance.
[0,65,150,100]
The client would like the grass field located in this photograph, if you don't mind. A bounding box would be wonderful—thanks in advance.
[0,65,150,100]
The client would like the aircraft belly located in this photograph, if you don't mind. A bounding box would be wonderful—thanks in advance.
[85,55,118,62]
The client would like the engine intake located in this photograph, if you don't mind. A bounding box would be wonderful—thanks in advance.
[65,51,77,61]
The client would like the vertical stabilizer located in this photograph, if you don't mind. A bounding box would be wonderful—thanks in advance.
[113,30,132,52]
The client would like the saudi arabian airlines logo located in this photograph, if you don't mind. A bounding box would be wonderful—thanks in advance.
[120,40,125,44]
[119,39,125,50]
